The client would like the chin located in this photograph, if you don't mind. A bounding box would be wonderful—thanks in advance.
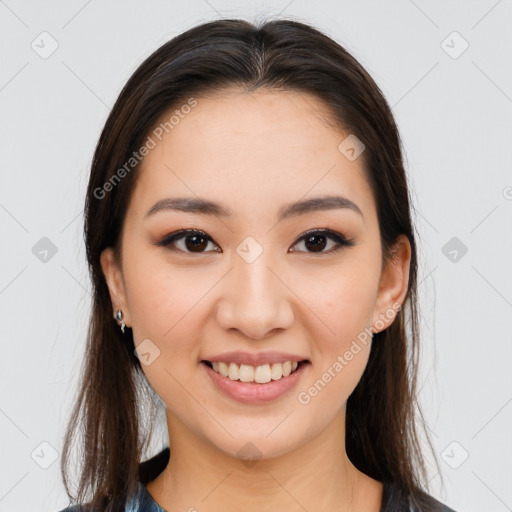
[199,419,310,465]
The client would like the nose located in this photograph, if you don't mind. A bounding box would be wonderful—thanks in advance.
[215,250,294,340]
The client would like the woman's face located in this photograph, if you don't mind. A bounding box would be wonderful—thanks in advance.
[101,88,409,460]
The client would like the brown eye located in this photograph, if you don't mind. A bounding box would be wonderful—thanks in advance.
[154,228,354,256]
[155,229,220,253]
[290,229,355,255]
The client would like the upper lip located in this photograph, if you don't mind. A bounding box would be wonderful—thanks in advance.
[202,351,309,367]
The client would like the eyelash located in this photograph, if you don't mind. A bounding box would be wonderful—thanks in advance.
[153,227,355,256]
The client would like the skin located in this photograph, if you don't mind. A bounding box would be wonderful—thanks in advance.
[101,88,411,512]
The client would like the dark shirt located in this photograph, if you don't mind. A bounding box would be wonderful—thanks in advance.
[58,448,458,512]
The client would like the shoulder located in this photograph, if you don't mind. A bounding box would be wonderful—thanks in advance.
[381,481,458,512]
[55,481,162,512]
[56,505,93,512]
[56,448,170,512]
[414,495,458,512]
[412,488,458,512]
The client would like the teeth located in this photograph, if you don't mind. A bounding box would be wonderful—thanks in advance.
[270,363,282,380]
[218,362,229,377]
[239,364,254,382]
[228,362,239,380]
[254,364,271,383]
[209,360,302,383]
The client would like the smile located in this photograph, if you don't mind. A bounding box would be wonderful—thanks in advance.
[204,360,304,383]
[200,360,310,404]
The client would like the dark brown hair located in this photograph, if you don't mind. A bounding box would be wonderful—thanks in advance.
[61,17,440,511]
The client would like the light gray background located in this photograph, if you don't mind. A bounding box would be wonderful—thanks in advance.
[1,1,511,511]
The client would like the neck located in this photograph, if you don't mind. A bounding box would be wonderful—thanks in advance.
[146,408,383,512]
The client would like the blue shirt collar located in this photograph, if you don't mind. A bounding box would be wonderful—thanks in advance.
[125,481,166,512]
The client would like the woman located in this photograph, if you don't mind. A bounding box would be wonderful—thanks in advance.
[58,18,457,512]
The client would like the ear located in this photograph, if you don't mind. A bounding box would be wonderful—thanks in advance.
[371,234,411,334]
[100,247,131,328]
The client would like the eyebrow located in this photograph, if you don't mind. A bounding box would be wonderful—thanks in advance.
[144,195,363,221]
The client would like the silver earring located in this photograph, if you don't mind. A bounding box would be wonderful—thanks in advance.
[114,309,126,334]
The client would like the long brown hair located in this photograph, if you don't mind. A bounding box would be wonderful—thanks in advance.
[61,18,440,511]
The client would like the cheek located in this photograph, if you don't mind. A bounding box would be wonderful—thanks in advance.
[297,255,379,402]
[297,278,375,413]
[123,259,210,407]
[123,253,209,351]
[309,258,380,344]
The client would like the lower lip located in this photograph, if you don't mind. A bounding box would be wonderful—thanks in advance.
[200,361,309,404]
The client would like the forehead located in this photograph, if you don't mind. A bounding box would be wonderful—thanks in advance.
[128,88,375,224]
